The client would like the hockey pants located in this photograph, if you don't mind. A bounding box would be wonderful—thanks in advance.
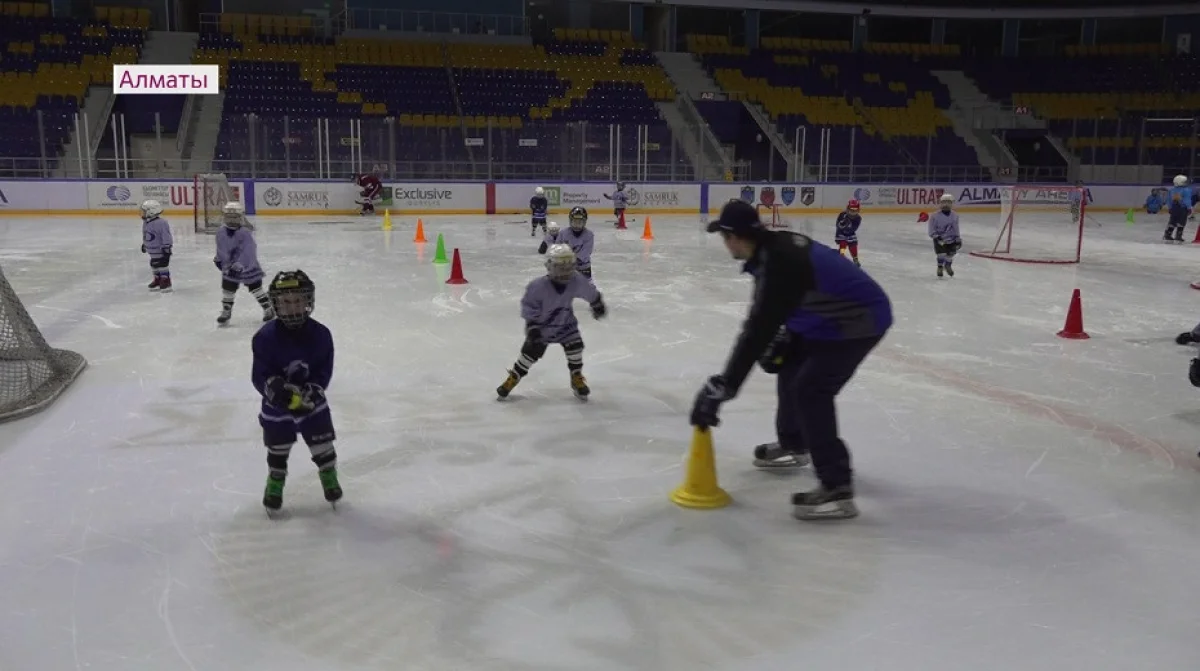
[775,335,882,489]
[1166,207,1189,239]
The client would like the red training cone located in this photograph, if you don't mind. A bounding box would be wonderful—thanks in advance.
[1056,288,1089,339]
[445,248,468,285]
[1190,281,1200,291]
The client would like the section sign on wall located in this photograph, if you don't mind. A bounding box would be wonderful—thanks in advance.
[708,183,822,213]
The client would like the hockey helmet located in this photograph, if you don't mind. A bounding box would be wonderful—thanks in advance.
[847,199,860,213]
[535,186,545,197]
[568,206,588,231]
[222,201,245,228]
[939,193,954,210]
[547,220,561,235]
[139,200,163,221]
[545,244,577,282]
[1174,174,1189,187]
[616,182,625,191]
[268,270,315,328]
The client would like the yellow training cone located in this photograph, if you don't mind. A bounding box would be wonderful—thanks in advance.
[670,427,731,509]
[382,209,392,231]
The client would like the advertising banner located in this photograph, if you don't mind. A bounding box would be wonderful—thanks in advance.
[85,180,244,214]
[707,183,821,213]
[826,184,1148,212]
[494,183,698,215]
[255,182,486,214]
[0,181,89,213]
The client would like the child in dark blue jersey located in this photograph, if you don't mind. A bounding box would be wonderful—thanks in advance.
[251,269,341,515]
[835,199,862,266]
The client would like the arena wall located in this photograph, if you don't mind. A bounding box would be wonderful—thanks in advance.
[0,179,1157,217]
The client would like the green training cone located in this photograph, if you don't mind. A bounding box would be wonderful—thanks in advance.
[1125,208,1135,226]
[432,232,449,264]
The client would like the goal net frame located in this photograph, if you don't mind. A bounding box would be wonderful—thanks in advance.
[967,184,1086,265]
[757,203,788,229]
[194,173,234,234]
[0,264,87,423]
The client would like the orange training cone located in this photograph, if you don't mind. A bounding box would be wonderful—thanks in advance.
[669,427,731,509]
[1056,288,1089,339]
[414,218,427,243]
[445,248,468,285]
[641,216,654,240]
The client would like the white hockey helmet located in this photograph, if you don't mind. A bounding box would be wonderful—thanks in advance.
[222,201,245,227]
[535,186,545,197]
[547,220,560,234]
[545,243,576,282]
[1174,174,1189,187]
[939,193,954,209]
[139,199,163,221]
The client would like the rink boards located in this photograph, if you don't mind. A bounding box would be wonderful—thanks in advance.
[0,179,1156,217]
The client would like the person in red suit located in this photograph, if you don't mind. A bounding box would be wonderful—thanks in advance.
[353,173,382,215]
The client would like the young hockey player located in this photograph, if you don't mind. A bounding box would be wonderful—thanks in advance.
[353,173,382,215]
[496,243,608,401]
[928,193,962,277]
[604,182,628,229]
[1069,180,1085,219]
[214,202,274,326]
[1146,188,1167,214]
[140,200,173,292]
[835,199,862,266]
[537,221,560,254]
[252,269,341,515]
[530,186,549,237]
[555,206,595,279]
[1164,175,1194,242]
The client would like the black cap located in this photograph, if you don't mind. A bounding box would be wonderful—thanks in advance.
[706,199,763,235]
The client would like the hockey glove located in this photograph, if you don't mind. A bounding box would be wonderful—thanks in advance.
[525,323,543,343]
[538,241,548,254]
[264,376,313,416]
[230,262,245,276]
[1190,358,1200,388]
[690,375,731,428]
[162,246,172,256]
[213,257,222,270]
[302,382,327,407]
[591,297,606,320]
[758,328,790,375]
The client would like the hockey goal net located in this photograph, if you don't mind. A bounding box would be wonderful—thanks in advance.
[968,185,1086,264]
[0,264,87,423]
[757,203,789,230]
[194,173,235,234]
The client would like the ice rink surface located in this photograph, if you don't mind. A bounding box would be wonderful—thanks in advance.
[2,209,1200,671]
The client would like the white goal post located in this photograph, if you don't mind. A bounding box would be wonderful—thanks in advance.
[967,184,1086,264]
[194,173,235,234]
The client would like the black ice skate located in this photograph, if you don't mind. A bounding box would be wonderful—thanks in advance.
[1176,233,1186,243]
[496,370,520,399]
[944,263,955,277]
[753,442,811,469]
[937,266,944,278]
[263,474,285,514]
[319,468,343,505]
[1164,229,1175,243]
[1177,332,1196,345]
[792,485,858,520]
[570,371,590,400]
[148,277,162,292]
[217,307,232,325]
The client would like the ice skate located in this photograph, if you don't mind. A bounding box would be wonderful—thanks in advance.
[1164,230,1175,243]
[1176,233,1186,243]
[570,371,590,400]
[937,266,944,278]
[496,370,520,399]
[319,468,343,506]
[792,485,858,520]
[944,263,955,277]
[216,307,232,326]
[1177,332,1195,345]
[263,474,285,515]
[158,277,172,293]
[853,258,860,267]
[148,277,162,292]
[753,442,811,469]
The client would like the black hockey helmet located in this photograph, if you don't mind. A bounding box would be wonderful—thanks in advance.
[568,206,588,231]
[616,182,625,191]
[268,270,315,328]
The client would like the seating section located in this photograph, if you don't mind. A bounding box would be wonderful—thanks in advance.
[692,34,978,181]
[0,3,145,173]
[200,25,688,179]
[962,47,1199,169]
